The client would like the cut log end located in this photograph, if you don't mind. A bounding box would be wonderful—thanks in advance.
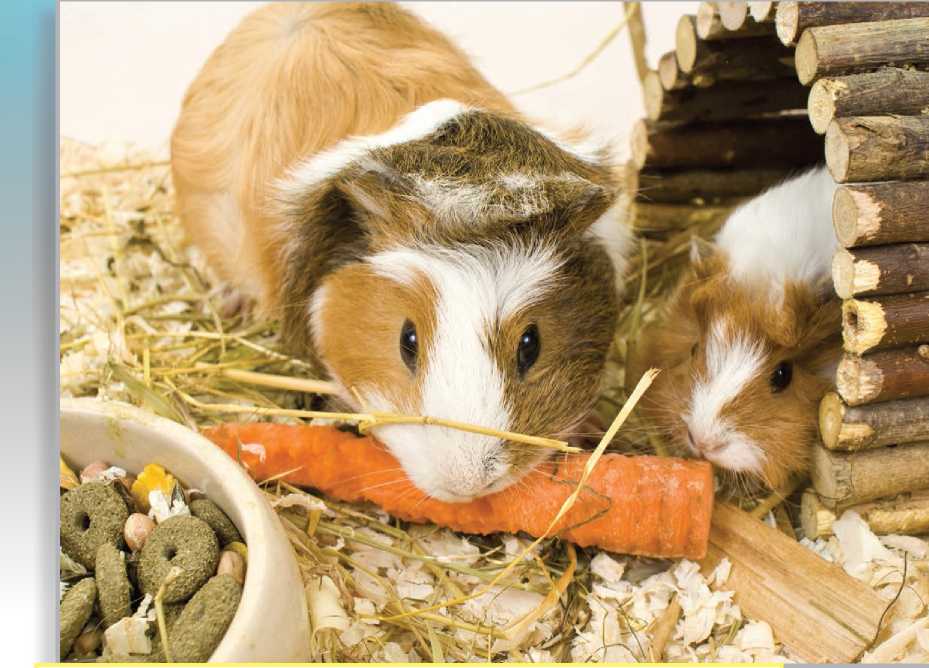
[807,78,841,134]
[794,29,820,84]
[836,354,879,407]
[842,298,887,355]
[643,71,664,121]
[801,488,836,539]
[833,186,874,248]
[676,15,699,72]
[696,2,718,40]
[824,120,851,183]
[749,0,775,23]
[819,391,845,450]
[775,1,800,45]
[718,1,749,30]
[832,248,856,300]
[658,51,684,90]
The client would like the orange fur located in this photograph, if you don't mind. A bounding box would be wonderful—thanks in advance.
[171,2,518,313]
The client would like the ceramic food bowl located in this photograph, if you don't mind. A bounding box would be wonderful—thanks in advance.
[60,398,311,662]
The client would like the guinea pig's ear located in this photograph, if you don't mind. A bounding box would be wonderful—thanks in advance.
[333,166,428,242]
[689,236,726,279]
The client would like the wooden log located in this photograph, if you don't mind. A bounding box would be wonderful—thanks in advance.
[630,117,822,170]
[833,182,929,248]
[808,68,929,135]
[645,76,808,123]
[717,1,750,30]
[842,291,929,354]
[796,18,929,85]
[777,2,929,47]
[658,51,689,90]
[833,244,929,299]
[802,488,929,538]
[699,503,886,663]
[632,201,737,232]
[826,116,929,183]
[636,167,792,204]
[697,1,770,40]
[819,392,929,450]
[800,488,836,539]
[676,15,795,82]
[812,440,929,507]
[837,346,929,406]
[749,1,776,23]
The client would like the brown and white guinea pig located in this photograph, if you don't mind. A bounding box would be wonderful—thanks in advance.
[634,166,841,494]
[170,3,632,502]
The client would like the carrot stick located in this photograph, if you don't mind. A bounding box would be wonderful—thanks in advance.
[203,423,715,559]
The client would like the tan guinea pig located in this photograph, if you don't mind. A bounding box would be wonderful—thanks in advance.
[170,3,633,502]
[635,166,842,495]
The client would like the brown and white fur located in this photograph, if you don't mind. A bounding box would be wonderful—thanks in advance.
[635,166,841,494]
[171,3,631,502]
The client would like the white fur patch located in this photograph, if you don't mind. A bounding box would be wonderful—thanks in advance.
[361,243,562,501]
[586,193,632,296]
[276,98,469,201]
[716,166,838,294]
[685,320,767,474]
[534,127,611,165]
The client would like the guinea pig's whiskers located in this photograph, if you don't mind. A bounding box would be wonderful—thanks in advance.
[173,386,579,454]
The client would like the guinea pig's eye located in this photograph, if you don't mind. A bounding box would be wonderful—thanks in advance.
[516,324,541,377]
[399,319,418,373]
[770,361,793,393]
[691,342,699,357]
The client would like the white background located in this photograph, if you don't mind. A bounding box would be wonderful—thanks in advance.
[60,1,691,156]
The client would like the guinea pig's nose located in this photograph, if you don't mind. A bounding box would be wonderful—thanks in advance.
[687,428,723,456]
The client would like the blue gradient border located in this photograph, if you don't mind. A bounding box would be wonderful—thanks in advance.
[0,0,57,662]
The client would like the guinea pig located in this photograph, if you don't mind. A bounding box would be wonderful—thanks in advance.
[634,166,841,494]
[170,3,632,502]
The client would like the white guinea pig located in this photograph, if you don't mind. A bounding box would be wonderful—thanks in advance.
[171,3,632,502]
[637,166,842,493]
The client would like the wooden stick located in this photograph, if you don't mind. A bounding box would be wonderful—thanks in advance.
[677,17,795,81]
[219,368,341,395]
[658,51,689,90]
[808,68,929,135]
[833,182,929,248]
[796,18,929,84]
[842,291,929,354]
[636,166,792,204]
[631,117,821,170]
[699,503,886,663]
[812,440,929,508]
[819,392,929,451]
[632,201,737,233]
[749,1,776,23]
[826,116,929,183]
[626,1,649,85]
[802,487,929,538]
[644,75,807,123]
[697,1,770,40]
[833,244,929,299]
[717,1,750,30]
[837,346,929,406]
[777,2,929,47]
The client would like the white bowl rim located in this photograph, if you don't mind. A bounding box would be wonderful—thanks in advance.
[59,397,311,662]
